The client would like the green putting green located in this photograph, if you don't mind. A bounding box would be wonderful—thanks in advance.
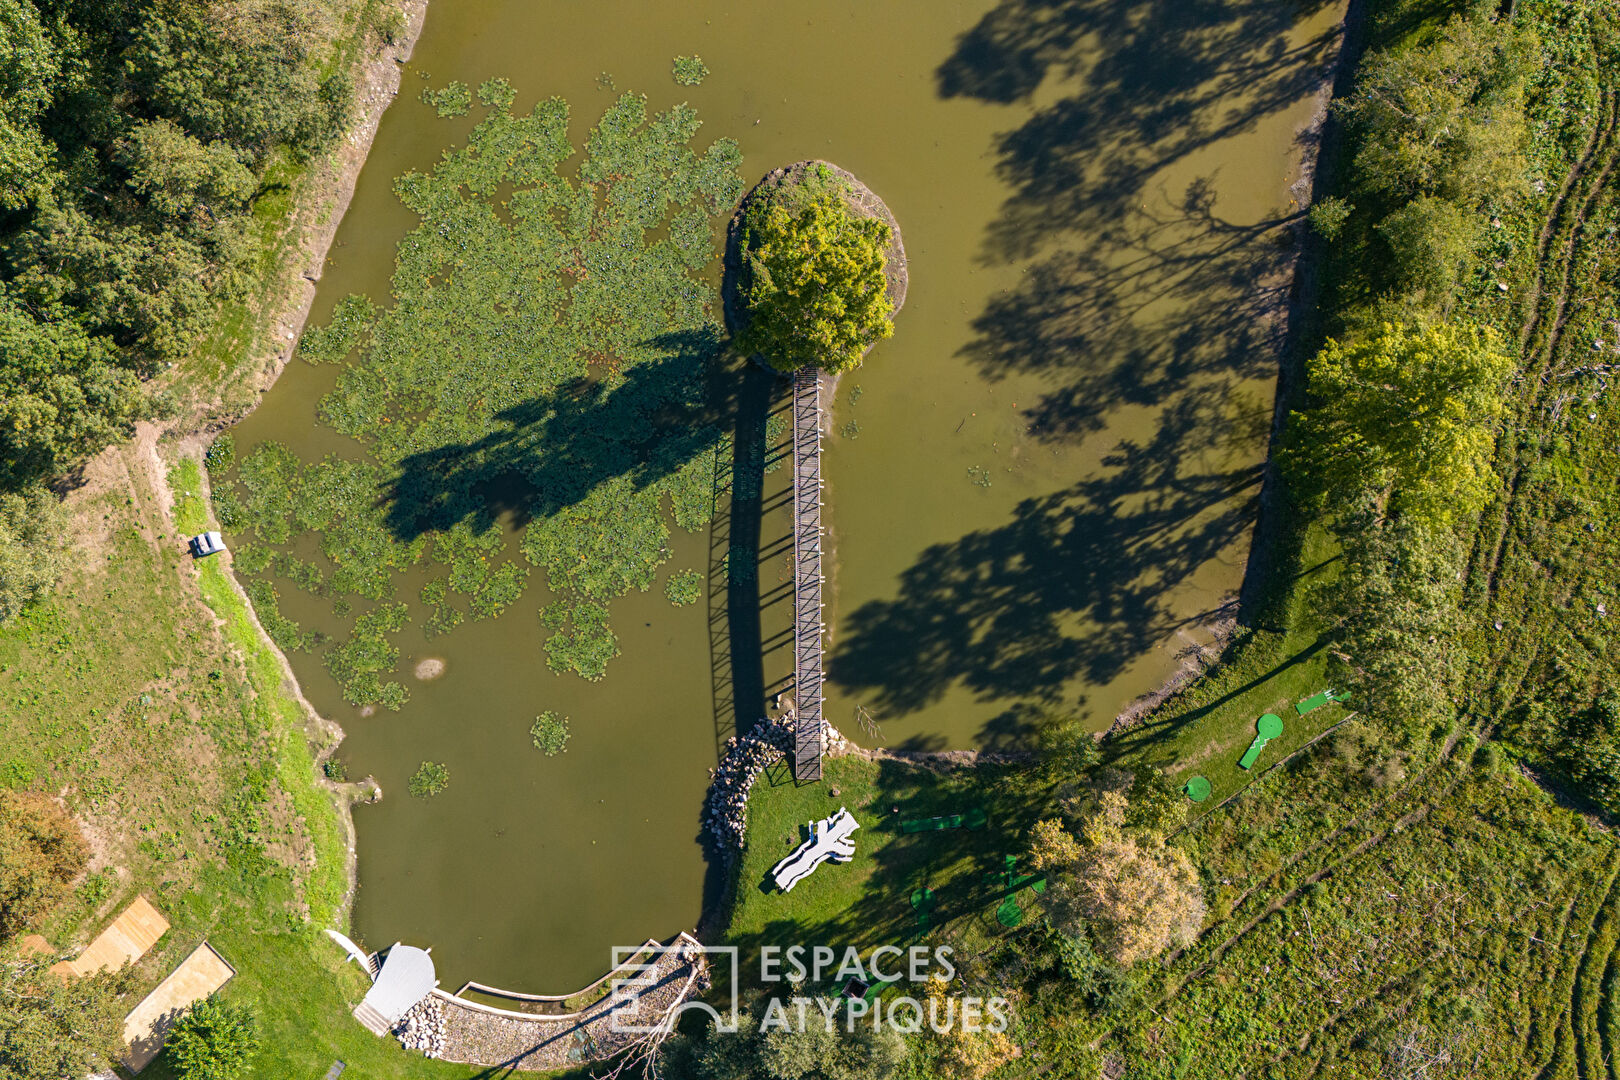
[996,895,1023,928]
[1238,713,1285,770]
[1295,690,1332,715]
[1185,775,1212,802]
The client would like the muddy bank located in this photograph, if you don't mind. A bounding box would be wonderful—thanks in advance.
[131,1,431,917]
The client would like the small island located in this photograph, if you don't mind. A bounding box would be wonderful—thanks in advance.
[725,160,908,374]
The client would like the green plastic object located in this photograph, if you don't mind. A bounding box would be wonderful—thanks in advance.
[911,887,936,912]
[1295,690,1333,716]
[1185,776,1212,802]
[902,807,987,834]
[996,896,1023,928]
[1238,713,1285,770]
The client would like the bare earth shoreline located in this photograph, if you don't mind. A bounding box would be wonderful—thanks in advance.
[110,0,431,918]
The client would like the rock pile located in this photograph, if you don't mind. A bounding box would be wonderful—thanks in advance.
[702,715,793,855]
[396,995,446,1058]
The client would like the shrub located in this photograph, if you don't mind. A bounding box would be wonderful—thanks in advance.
[1308,195,1353,241]
[530,711,571,756]
[0,487,65,625]
[0,791,89,938]
[166,996,259,1080]
[737,192,894,374]
[408,761,449,798]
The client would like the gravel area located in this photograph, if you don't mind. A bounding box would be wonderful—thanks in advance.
[432,935,708,1071]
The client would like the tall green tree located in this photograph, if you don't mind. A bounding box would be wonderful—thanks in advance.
[1341,12,1530,206]
[0,0,57,210]
[737,193,894,374]
[1289,321,1512,526]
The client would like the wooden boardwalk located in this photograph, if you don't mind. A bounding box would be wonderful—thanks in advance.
[791,369,825,781]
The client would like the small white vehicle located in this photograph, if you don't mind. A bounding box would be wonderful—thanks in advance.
[189,531,226,558]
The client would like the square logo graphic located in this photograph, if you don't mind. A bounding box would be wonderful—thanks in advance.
[609,941,739,1034]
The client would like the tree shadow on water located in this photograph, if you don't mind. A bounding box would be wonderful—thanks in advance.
[830,392,1262,719]
[382,328,734,540]
[938,0,1340,263]
[824,0,1339,723]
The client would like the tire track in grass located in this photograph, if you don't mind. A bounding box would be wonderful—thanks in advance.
[1482,86,1620,595]
[1529,852,1620,1079]
[1599,937,1620,1080]
[1576,880,1620,1080]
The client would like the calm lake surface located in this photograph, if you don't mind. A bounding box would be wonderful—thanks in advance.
[228,0,1344,991]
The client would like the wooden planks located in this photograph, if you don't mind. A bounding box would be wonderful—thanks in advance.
[121,941,236,1072]
[792,368,825,782]
[51,895,169,979]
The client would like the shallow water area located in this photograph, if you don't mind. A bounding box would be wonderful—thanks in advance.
[227,0,1344,991]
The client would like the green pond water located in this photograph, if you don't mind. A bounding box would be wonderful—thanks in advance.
[225,0,1344,991]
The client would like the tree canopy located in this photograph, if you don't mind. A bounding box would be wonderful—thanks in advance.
[166,996,260,1080]
[0,789,87,939]
[0,0,376,623]
[1289,321,1512,527]
[0,951,132,1080]
[737,191,894,374]
[1034,791,1206,966]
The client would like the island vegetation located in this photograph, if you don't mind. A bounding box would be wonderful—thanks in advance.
[733,162,901,374]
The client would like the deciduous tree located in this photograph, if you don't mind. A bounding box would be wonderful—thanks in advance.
[0,951,132,1080]
[0,790,88,938]
[738,193,894,375]
[1289,321,1512,527]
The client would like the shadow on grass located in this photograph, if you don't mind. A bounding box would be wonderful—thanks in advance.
[723,757,1058,994]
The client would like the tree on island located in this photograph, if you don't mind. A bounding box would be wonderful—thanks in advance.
[737,193,894,374]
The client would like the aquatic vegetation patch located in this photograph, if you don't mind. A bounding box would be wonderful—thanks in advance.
[673,55,709,86]
[530,711,570,756]
[215,88,743,704]
[665,569,702,606]
[421,81,472,117]
[409,761,449,798]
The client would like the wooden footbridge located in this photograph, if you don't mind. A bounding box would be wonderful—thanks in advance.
[791,368,825,781]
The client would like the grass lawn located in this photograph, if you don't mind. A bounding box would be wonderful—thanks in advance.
[1104,526,1350,816]
[726,756,1056,993]
[0,436,481,1078]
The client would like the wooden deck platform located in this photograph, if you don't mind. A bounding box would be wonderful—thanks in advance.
[791,368,825,782]
[121,941,235,1073]
[50,895,168,979]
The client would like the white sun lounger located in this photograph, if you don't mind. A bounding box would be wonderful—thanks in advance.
[771,807,859,892]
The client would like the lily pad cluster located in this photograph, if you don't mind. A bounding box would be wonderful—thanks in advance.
[215,86,743,707]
